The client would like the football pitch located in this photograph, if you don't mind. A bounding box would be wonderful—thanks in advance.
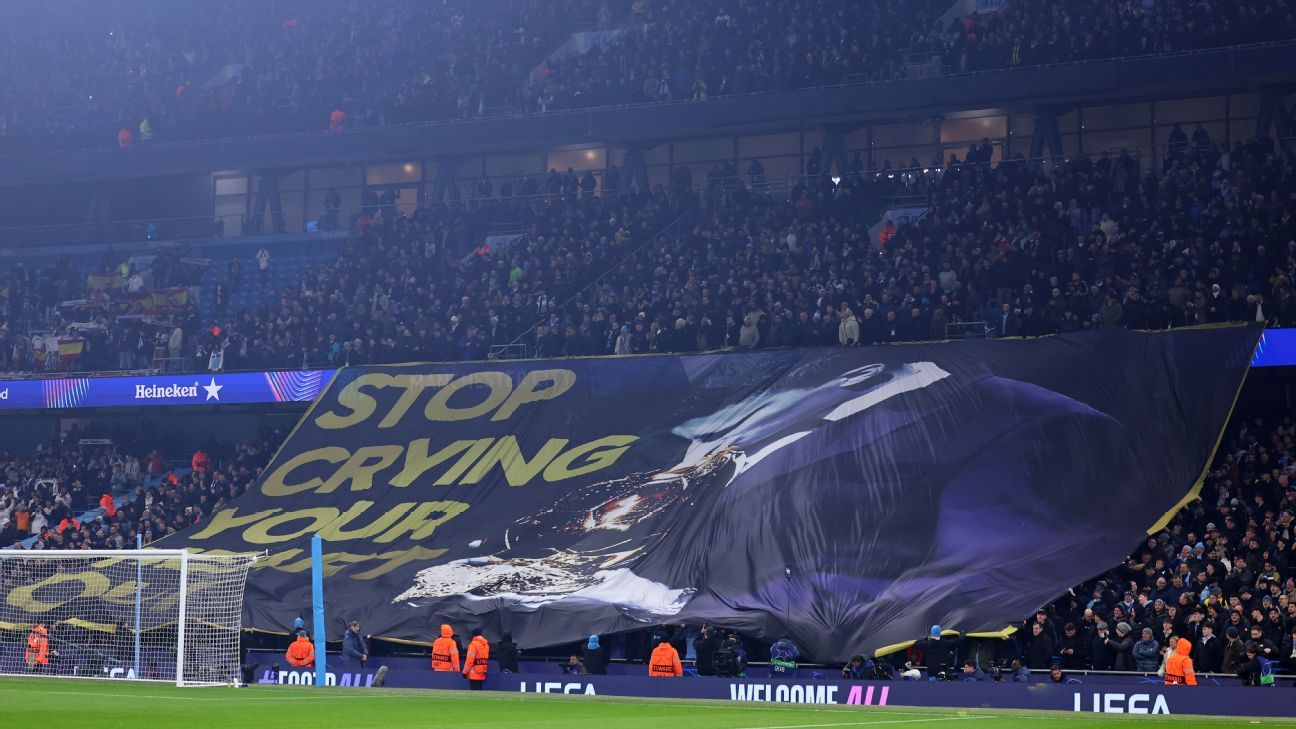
[0,678,1291,729]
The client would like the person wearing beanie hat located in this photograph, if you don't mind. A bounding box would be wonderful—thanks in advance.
[1110,622,1135,671]
[1222,625,1247,674]
[1091,621,1117,670]
[1133,627,1161,672]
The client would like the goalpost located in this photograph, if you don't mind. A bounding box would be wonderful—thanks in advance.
[0,549,257,687]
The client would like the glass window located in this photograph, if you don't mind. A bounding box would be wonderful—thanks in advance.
[484,154,545,179]
[547,147,605,172]
[308,165,364,190]
[366,162,421,185]
[940,115,1006,143]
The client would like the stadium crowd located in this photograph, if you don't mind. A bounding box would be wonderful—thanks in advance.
[1016,411,1296,680]
[2,0,1295,149]
[0,429,278,551]
[2,131,1294,375]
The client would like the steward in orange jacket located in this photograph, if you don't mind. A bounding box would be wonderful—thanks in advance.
[24,624,49,671]
[648,638,683,677]
[285,634,315,668]
[431,624,460,672]
[463,629,489,688]
[1164,637,1197,685]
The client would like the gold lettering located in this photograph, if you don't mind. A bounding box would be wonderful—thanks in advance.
[544,435,639,481]
[242,507,340,545]
[8,572,111,613]
[260,447,350,497]
[190,506,283,540]
[391,438,480,488]
[433,438,495,485]
[491,369,576,421]
[378,374,451,428]
[316,501,415,541]
[424,372,511,421]
[317,445,403,493]
[314,374,384,429]
[375,500,469,543]
[353,547,449,580]
[461,436,569,486]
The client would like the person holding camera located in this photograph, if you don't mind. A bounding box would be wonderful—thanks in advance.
[693,626,719,676]
[842,655,870,679]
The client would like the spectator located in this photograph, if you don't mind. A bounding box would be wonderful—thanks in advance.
[960,659,986,681]
[1133,628,1160,672]
[562,655,587,675]
[1091,622,1116,670]
[1196,624,1223,673]
[1236,643,1275,687]
[581,634,608,675]
[1026,621,1055,669]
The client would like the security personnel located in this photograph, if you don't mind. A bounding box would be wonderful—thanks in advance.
[462,628,490,689]
[285,633,315,668]
[648,634,682,677]
[1164,637,1197,685]
[24,624,49,672]
[431,624,460,672]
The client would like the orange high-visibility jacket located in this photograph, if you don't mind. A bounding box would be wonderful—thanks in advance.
[1164,638,1197,685]
[464,635,490,680]
[285,635,315,668]
[431,624,460,672]
[25,625,49,665]
[648,642,682,677]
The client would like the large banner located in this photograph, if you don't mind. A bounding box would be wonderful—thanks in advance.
[174,327,1258,660]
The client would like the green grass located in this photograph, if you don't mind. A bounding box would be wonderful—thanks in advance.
[0,677,1291,729]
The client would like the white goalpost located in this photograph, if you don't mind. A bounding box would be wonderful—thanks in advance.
[0,549,257,687]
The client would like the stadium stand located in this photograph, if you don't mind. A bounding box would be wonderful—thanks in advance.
[2,0,1295,150]
[0,137,1293,374]
[2,0,1296,707]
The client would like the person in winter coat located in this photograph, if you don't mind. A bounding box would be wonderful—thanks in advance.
[462,629,489,689]
[838,309,860,346]
[1221,626,1248,674]
[1194,624,1223,673]
[1109,622,1136,671]
[431,624,460,672]
[1164,637,1197,685]
[24,624,49,672]
[1090,622,1117,670]
[495,632,520,673]
[1132,628,1160,672]
[581,634,608,675]
[341,620,368,669]
[1027,622,1055,669]
[285,634,315,668]
[648,635,682,676]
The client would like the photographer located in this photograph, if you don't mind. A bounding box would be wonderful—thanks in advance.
[714,633,747,678]
[960,660,987,682]
[842,655,870,680]
[693,626,719,676]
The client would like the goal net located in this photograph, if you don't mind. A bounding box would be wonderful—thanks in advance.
[0,550,257,686]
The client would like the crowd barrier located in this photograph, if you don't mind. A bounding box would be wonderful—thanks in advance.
[245,652,1291,717]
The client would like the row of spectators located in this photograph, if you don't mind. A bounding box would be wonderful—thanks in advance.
[3,0,1295,149]
[0,429,278,551]
[1019,413,1296,675]
[0,133,1293,374]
